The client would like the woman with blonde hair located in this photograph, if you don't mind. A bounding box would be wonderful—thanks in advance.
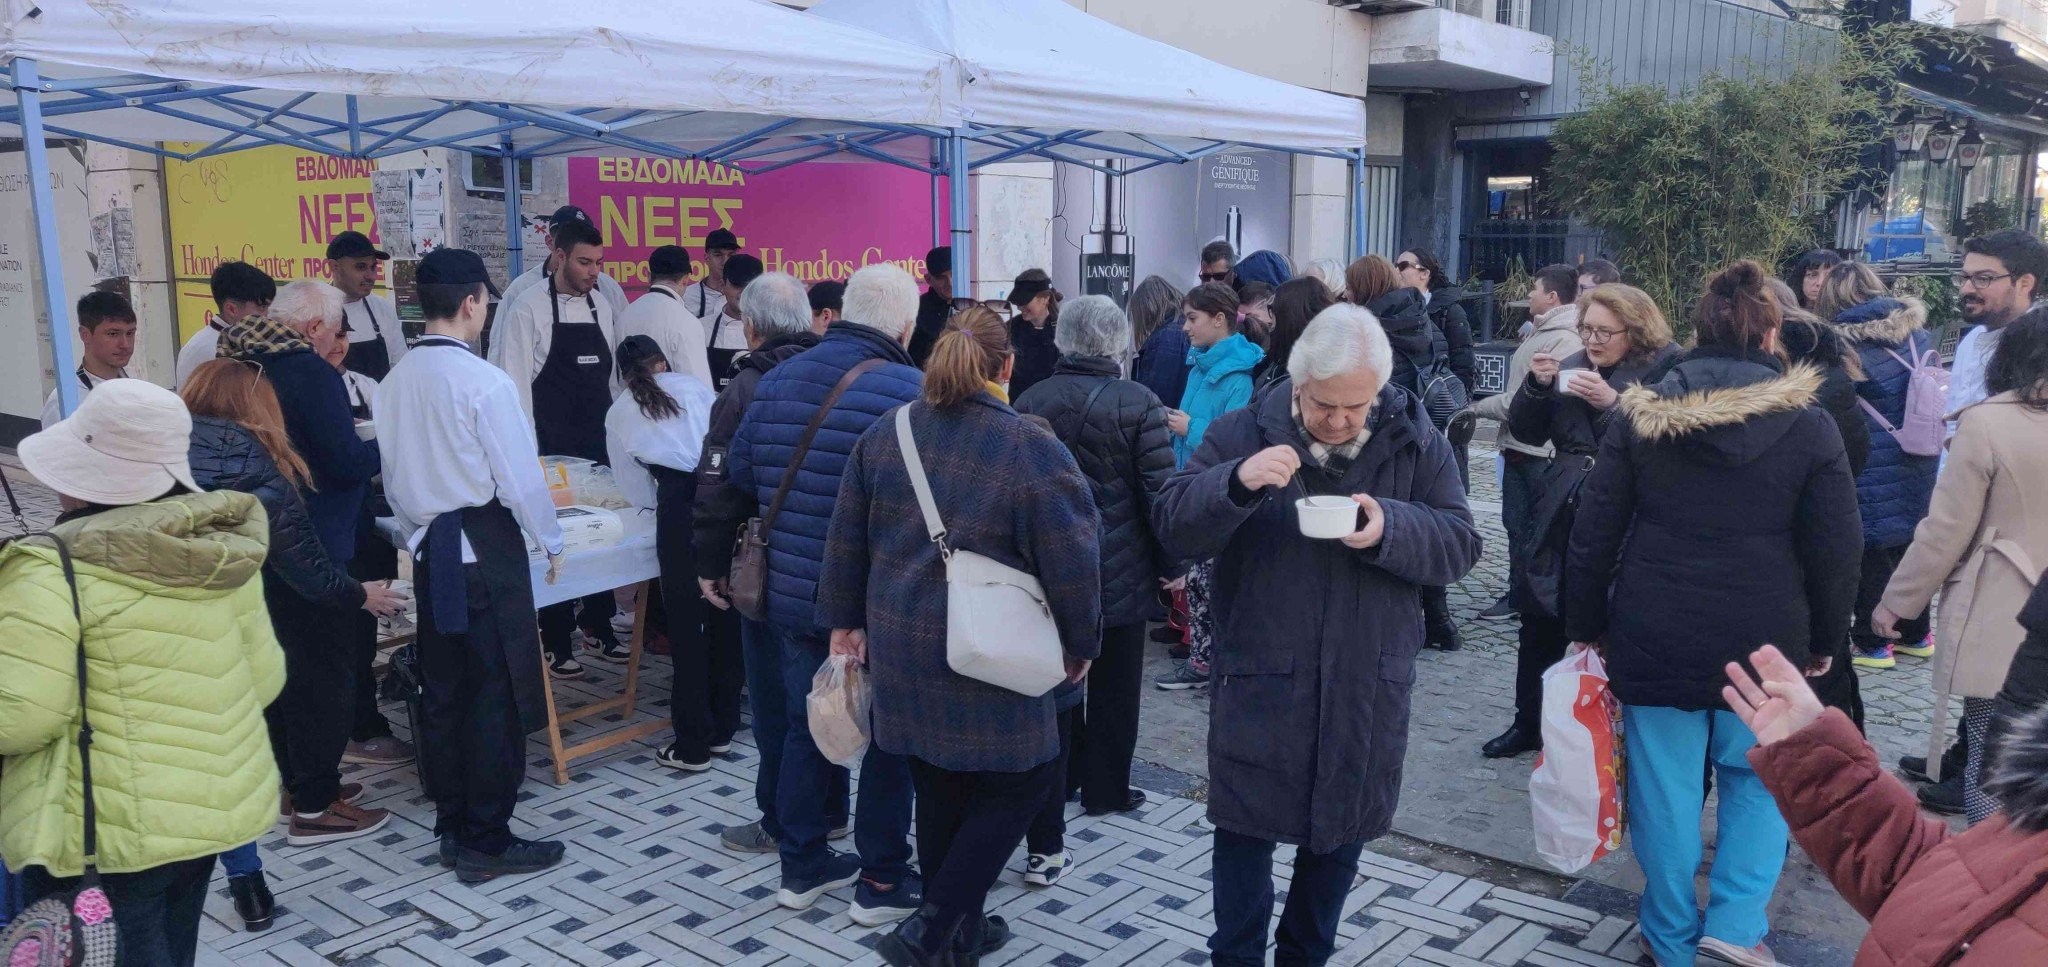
[817,306,1102,966]
[1482,284,1680,758]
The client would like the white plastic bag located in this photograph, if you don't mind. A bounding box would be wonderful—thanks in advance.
[1528,645,1626,873]
[808,654,871,767]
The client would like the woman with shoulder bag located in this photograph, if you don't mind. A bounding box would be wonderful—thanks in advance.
[1481,284,1678,759]
[2,381,287,967]
[816,307,1103,966]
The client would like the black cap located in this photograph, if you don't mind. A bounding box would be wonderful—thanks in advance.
[722,253,765,290]
[648,245,692,279]
[1009,268,1054,307]
[705,228,740,253]
[549,205,593,229]
[925,246,951,276]
[615,333,665,375]
[417,248,494,289]
[326,230,388,261]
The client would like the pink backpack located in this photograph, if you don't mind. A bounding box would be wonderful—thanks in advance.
[1857,344,1948,457]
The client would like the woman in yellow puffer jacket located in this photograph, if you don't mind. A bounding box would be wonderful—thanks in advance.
[1,378,284,967]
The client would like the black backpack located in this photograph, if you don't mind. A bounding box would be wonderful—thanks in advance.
[1397,320,1469,431]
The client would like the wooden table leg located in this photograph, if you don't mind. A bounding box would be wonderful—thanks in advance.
[619,580,653,719]
[539,627,570,785]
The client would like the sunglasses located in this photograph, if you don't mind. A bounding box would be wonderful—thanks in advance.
[1198,271,1232,283]
[1395,261,1421,272]
[951,297,1013,314]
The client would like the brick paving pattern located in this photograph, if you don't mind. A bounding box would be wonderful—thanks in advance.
[4,448,1922,964]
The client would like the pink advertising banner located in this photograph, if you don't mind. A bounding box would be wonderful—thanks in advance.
[568,157,946,294]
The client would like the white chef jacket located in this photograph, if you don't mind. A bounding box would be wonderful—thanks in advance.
[487,278,621,420]
[175,322,225,388]
[40,367,126,429]
[680,281,728,335]
[615,284,714,389]
[342,294,409,367]
[604,371,717,512]
[499,262,629,320]
[375,334,564,560]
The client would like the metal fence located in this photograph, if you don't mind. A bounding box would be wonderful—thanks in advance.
[1460,220,1607,283]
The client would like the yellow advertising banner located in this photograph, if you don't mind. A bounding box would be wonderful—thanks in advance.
[163,144,386,341]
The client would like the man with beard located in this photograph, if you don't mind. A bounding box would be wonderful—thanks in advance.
[1949,230,2047,429]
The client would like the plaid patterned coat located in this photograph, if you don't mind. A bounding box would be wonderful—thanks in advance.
[817,394,1103,773]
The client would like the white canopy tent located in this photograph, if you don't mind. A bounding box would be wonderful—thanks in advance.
[1,0,1367,419]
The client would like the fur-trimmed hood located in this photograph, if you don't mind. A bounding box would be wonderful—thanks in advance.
[1621,350,1825,466]
[1832,296,1928,346]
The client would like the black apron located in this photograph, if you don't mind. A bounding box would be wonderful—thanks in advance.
[531,277,613,464]
[706,309,746,391]
[343,299,394,381]
[417,498,549,735]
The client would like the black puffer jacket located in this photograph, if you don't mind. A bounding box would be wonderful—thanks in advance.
[1368,288,1445,401]
[1014,355,1177,625]
[187,415,364,610]
[691,330,821,580]
[1781,316,1871,476]
[1424,286,1479,394]
[1565,347,1861,710]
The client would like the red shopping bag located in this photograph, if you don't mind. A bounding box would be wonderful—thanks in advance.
[1528,645,1626,873]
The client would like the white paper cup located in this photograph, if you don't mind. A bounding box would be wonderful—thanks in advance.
[1296,496,1358,539]
[354,419,376,441]
[1556,368,1592,391]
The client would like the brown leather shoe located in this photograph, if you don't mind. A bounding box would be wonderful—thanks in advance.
[285,800,391,847]
[280,781,364,821]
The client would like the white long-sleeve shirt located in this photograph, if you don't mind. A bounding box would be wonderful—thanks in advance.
[604,371,718,512]
[498,262,628,320]
[39,367,125,428]
[375,335,563,559]
[174,322,225,388]
[615,284,714,389]
[679,280,727,332]
[342,294,409,368]
[486,278,621,419]
[1946,324,2002,438]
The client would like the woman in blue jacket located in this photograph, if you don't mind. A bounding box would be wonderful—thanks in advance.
[1157,282,1264,691]
[1819,262,1939,671]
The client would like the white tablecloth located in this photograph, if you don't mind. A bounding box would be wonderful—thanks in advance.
[376,509,659,609]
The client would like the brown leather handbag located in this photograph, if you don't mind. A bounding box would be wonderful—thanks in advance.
[730,358,885,621]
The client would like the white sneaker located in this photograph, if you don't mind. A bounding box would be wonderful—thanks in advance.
[610,612,635,639]
[1023,851,1071,888]
[1697,937,1777,967]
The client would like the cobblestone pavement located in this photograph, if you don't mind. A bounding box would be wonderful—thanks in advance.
[2,448,1932,965]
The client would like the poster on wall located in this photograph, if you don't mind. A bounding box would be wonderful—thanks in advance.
[1193,151,1292,262]
[163,143,389,342]
[568,157,945,295]
[0,143,95,434]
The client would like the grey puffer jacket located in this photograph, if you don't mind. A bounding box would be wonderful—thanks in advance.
[187,415,365,611]
[1014,354,1178,626]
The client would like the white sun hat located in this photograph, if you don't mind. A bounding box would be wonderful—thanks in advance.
[18,379,204,505]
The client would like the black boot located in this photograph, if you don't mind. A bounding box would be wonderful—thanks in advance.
[953,914,1011,966]
[1482,725,1541,759]
[878,905,959,967]
[1426,621,1463,652]
[1918,773,1965,816]
[228,871,275,932]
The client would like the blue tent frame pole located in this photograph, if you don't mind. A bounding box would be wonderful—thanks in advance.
[930,138,942,251]
[13,59,79,418]
[502,139,524,279]
[1348,148,1366,261]
[947,129,971,300]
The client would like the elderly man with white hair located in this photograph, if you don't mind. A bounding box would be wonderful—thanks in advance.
[1153,303,1482,967]
[722,263,924,923]
[216,279,394,845]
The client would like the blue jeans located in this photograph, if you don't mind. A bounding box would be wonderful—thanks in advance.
[770,621,913,884]
[220,841,262,877]
[1623,706,1788,967]
[1208,828,1365,966]
[742,616,849,840]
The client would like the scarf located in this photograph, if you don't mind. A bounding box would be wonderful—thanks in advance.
[1293,393,1371,473]
[985,380,1010,404]
[216,314,314,360]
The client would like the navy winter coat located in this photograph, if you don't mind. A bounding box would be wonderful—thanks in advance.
[1153,381,1482,852]
[1835,297,1939,549]
[1133,319,1191,414]
[727,322,922,635]
[1565,347,1862,710]
[817,395,1101,773]
[187,416,365,611]
[250,347,380,564]
[1014,354,1178,625]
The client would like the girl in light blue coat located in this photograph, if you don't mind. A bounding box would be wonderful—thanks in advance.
[1168,282,1265,467]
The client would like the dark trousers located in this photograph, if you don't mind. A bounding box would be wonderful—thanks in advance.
[24,854,215,967]
[538,592,617,661]
[1421,585,1452,631]
[416,559,528,854]
[742,616,847,839]
[1026,706,1078,855]
[347,540,398,742]
[1210,828,1365,967]
[1852,543,1931,652]
[266,590,357,812]
[772,622,913,883]
[1500,451,1544,605]
[1076,623,1145,812]
[1513,608,1571,735]
[654,469,743,759]
[909,754,1060,942]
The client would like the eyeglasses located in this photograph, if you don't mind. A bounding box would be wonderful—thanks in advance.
[1576,326,1626,344]
[1956,271,2014,290]
[1395,261,1421,272]
[236,358,266,379]
[951,297,1012,316]
[1198,271,1232,283]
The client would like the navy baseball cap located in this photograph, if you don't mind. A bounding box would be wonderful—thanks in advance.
[417,248,499,295]
[326,231,388,261]
[648,245,692,278]
[549,205,593,229]
[705,228,740,253]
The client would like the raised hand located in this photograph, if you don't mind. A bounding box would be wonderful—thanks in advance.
[1722,645,1824,747]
